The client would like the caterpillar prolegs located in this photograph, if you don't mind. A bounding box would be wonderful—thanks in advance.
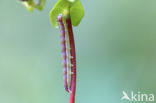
[57,14,76,103]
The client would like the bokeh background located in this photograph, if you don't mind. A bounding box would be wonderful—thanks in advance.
[0,0,156,103]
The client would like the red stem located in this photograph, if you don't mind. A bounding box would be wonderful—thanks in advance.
[66,18,76,103]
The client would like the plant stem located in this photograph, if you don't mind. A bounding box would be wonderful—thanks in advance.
[66,18,76,103]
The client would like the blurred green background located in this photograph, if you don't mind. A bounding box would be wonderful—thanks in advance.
[0,0,156,103]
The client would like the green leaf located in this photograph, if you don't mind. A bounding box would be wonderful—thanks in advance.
[70,0,84,26]
[49,0,70,28]
[49,0,84,28]
[21,0,45,11]
[22,2,34,12]
[32,0,46,11]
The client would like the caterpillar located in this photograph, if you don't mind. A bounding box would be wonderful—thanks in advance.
[57,14,76,103]
[57,14,74,93]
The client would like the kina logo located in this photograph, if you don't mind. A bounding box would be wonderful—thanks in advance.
[121,91,155,102]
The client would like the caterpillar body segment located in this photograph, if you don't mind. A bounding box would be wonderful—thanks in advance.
[57,15,73,93]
